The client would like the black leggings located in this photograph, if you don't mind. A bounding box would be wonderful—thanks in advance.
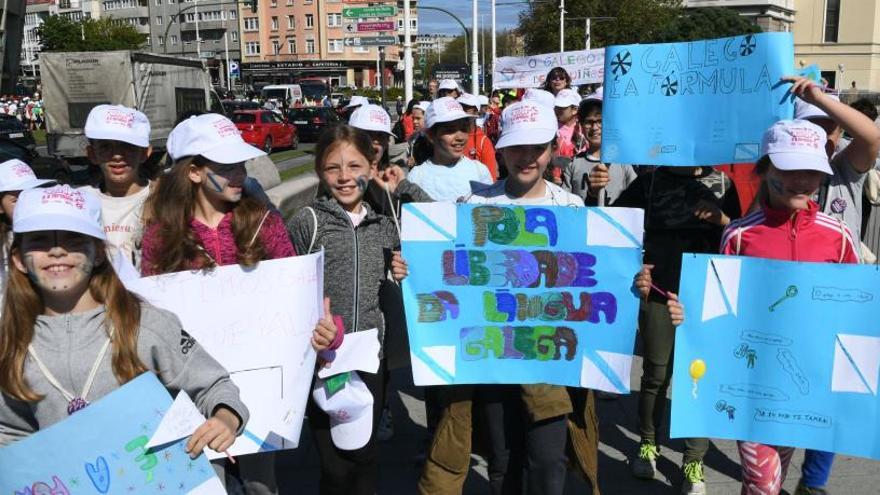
[307,364,386,495]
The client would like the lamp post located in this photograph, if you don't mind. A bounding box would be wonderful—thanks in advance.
[471,0,478,95]
[404,0,413,104]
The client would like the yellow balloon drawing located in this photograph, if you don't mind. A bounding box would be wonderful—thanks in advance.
[689,359,706,398]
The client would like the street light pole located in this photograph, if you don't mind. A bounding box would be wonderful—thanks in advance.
[559,0,564,53]
[471,0,478,95]
[195,0,201,58]
[491,0,496,91]
[586,17,590,50]
[404,0,413,104]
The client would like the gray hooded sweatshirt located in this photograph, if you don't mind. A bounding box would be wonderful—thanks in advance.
[0,303,249,445]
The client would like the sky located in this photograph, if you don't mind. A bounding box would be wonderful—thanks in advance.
[416,0,530,35]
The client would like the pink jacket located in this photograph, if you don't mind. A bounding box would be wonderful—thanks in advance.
[140,210,296,276]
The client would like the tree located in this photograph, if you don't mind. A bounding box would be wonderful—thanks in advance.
[38,15,147,52]
[517,1,761,55]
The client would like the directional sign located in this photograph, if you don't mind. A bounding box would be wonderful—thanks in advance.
[344,36,397,47]
[345,21,396,32]
[419,57,427,66]
[342,5,397,18]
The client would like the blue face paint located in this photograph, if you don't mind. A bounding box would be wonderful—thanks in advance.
[356,175,369,193]
[206,172,225,193]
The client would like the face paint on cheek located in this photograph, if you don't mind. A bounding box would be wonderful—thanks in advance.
[206,172,226,193]
[23,254,41,286]
[355,175,369,193]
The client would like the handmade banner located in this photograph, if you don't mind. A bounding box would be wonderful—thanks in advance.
[493,49,604,89]
[0,373,223,494]
[127,253,323,457]
[400,203,644,392]
[671,254,880,460]
[601,32,794,166]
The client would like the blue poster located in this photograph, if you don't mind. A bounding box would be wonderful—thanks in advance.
[602,32,795,166]
[400,203,644,392]
[671,254,880,460]
[0,373,221,494]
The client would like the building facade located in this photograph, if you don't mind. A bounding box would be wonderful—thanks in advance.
[684,0,795,32]
[238,0,417,90]
[791,0,880,91]
[415,33,453,57]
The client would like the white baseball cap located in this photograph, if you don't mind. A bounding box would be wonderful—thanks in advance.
[167,113,265,164]
[84,104,151,148]
[438,79,459,91]
[584,87,604,101]
[349,104,395,136]
[425,97,475,129]
[0,159,54,193]
[477,95,490,107]
[311,372,374,451]
[345,95,370,109]
[13,185,106,240]
[554,88,581,108]
[761,119,832,175]
[794,95,840,122]
[496,100,558,149]
[456,93,480,109]
[522,88,556,109]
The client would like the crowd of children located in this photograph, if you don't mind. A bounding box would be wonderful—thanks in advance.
[0,64,877,495]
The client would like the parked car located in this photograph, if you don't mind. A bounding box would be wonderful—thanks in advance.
[231,110,298,153]
[287,107,341,142]
[0,114,36,150]
[221,99,261,117]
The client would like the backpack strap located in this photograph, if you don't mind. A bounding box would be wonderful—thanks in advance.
[735,226,743,255]
[247,210,271,248]
[305,206,318,254]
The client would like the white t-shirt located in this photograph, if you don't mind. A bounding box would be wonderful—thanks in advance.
[81,185,151,270]
[466,179,584,207]
[407,157,493,202]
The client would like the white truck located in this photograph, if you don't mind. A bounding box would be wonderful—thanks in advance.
[40,50,216,171]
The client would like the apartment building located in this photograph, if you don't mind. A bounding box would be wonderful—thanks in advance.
[416,33,454,57]
[239,0,417,89]
[22,0,94,78]
[683,0,795,31]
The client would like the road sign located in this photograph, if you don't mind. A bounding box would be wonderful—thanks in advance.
[342,5,396,18]
[419,57,426,66]
[344,36,397,47]
[198,51,215,59]
[344,22,395,33]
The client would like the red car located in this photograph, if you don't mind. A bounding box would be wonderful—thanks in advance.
[231,110,298,153]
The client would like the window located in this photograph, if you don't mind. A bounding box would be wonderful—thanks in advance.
[824,0,840,43]
[287,37,296,53]
[353,45,369,53]
[327,13,341,27]
[168,15,175,23]
[272,40,281,54]
[245,41,260,55]
[270,0,276,6]
[244,17,258,31]
[305,14,313,28]
[158,35,164,45]
[328,39,343,53]
[306,38,315,53]
[286,0,292,4]
[287,15,294,29]
[185,12,195,22]
[170,34,177,45]
[271,16,278,30]
[155,15,162,24]
[154,0,160,5]
[229,10,236,20]
[231,31,238,42]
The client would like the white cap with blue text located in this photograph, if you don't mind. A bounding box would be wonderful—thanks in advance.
[496,100,558,149]
[13,185,106,240]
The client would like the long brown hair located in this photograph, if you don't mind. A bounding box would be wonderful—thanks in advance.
[0,236,147,402]
[143,155,268,275]
[314,124,376,173]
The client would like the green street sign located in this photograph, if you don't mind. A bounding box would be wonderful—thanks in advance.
[419,57,426,66]
[343,5,397,18]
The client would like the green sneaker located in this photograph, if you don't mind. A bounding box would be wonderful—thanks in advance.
[681,460,706,495]
[631,442,659,479]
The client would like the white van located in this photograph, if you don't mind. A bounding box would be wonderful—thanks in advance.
[261,84,303,106]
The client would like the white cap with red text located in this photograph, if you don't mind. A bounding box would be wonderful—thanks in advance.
[13,185,106,240]
[794,94,840,122]
[345,95,370,109]
[495,100,558,149]
[438,79,459,91]
[425,97,476,129]
[0,159,54,193]
[311,372,374,450]
[456,93,480,108]
[84,104,151,148]
[761,119,832,175]
[348,104,395,136]
[166,113,265,164]
[522,88,556,109]
[554,88,581,108]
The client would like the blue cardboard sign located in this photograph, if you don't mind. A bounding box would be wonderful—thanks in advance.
[400,203,644,392]
[671,254,880,459]
[0,373,221,494]
[602,32,795,166]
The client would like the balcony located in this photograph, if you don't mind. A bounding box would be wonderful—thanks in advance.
[180,20,227,31]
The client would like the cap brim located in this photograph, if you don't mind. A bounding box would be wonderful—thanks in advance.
[14,214,106,240]
[0,177,54,193]
[84,130,149,148]
[200,140,265,164]
[768,151,833,175]
[496,127,557,149]
[427,113,476,129]
[330,410,373,450]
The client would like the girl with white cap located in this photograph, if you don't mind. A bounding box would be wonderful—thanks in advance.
[0,185,249,458]
[719,76,878,495]
[406,97,493,201]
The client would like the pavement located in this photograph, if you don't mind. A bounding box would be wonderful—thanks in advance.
[271,351,878,494]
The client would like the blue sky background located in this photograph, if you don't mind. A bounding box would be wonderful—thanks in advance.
[416,0,530,34]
